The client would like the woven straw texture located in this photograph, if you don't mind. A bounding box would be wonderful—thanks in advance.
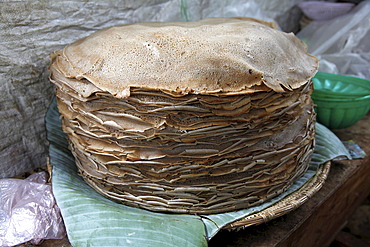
[225,161,331,229]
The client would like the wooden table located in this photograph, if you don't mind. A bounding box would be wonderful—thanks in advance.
[209,112,370,247]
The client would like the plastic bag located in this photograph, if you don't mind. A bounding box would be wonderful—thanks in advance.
[296,0,370,80]
[0,172,66,246]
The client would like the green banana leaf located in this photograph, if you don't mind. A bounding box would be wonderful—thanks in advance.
[46,98,351,246]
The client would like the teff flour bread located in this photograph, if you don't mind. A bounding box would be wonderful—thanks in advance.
[49,17,318,214]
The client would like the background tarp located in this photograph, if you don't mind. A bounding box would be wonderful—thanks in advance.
[297,1,370,80]
[0,0,305,178]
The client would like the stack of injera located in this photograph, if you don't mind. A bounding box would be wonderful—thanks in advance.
[49,17,318,214]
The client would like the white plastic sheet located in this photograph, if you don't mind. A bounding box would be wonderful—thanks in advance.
[297,1,370,79]
[0,172,66,246]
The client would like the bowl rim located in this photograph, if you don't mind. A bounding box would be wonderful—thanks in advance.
[311,94,370,102]
[312,72,370,98]
[313,71,370,88]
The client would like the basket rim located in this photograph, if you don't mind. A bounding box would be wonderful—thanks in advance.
[223,161,331,230]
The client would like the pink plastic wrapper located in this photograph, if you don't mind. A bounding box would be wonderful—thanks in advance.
[0,172,66,246]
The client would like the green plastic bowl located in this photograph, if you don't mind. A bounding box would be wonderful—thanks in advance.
[312,72,370,97]
[311,72,370,129]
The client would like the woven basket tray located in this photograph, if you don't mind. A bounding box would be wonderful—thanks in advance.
[224,161,331,230]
